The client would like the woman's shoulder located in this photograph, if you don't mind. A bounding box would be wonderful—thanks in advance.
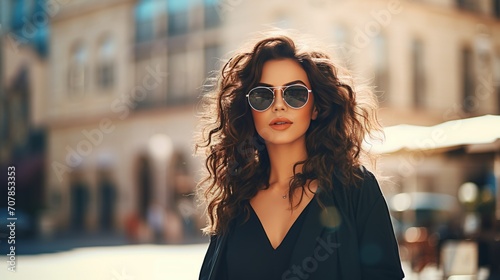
[351,165,383,199]
[330,165,383,210]
[345,166,391,227]
[332,166,379,192]
[357,166,379,189]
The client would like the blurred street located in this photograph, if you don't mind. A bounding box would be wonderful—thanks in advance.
[0,241,207,280]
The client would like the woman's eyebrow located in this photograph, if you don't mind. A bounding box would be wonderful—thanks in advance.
[256,80,307,87]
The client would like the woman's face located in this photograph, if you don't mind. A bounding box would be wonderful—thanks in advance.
[250,58,318,146]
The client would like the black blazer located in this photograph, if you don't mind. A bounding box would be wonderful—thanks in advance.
[199,167,405,280]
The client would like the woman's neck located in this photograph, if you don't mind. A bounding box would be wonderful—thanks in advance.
[265,140,308,192]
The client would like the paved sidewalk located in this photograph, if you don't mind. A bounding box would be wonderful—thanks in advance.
[0,243,208,280]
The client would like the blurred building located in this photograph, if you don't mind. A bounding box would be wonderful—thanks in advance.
[40,0,221,241]
[0,0,49,237]
[0,0,222,242]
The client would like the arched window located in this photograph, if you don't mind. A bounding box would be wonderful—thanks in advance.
[97,36,115,90]
[68,42,87,96]
[97,169,117,231]
[69,172,90,231]
[136,155,152,220]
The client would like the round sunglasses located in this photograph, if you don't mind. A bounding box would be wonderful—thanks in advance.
[246,84,312,112]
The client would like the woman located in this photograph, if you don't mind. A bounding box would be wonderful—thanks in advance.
[196,31,404,280]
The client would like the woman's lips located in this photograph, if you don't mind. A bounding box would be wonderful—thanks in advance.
[269,118,293,130]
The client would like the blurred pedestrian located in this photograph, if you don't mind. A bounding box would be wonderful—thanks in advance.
[196,30,404,280]
[147,200,165,243]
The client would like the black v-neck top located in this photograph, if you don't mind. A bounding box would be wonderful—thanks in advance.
[224,197,315,280]
[200,168,405,280]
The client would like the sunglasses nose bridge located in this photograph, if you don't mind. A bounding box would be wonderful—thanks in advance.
[271,87,287,109]
[272,87,286,101]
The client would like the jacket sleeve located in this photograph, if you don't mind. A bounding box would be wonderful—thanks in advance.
[354,169,405,280]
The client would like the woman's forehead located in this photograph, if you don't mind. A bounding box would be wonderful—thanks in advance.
[259,58,310,87]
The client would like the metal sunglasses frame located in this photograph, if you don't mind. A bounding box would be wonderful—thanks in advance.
[245,83,312,112]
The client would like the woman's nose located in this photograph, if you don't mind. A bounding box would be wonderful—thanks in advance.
[272,88,287,111]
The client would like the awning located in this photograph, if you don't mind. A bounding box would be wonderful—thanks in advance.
[366,115,500,154]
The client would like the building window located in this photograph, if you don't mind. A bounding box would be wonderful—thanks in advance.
[461,47,475,113]
[332,24,351,69]
[204,44,220,78]
[10,0,25,31]
[0,100,7,143]
[0,2,10,31]
[204,0,220,29]
[412,39,426,108]
[135,0,170,42]
[97,36,115,90]
[135,0,155,42]
[374,34,389,104]
[0,103,8,162]
[456,0,479,12]
[166,48,202,104]
[167,0,190,36]
[495,50,500,113]
[494,0,500,18]
[10,94,27,145]
[68,43,87,96]
[167,50,189,104]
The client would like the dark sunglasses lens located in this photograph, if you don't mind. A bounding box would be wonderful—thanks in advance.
[249,88,273,111]
[284,86,309,108]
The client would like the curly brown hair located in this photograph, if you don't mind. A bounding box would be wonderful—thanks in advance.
[195,30,381,236]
